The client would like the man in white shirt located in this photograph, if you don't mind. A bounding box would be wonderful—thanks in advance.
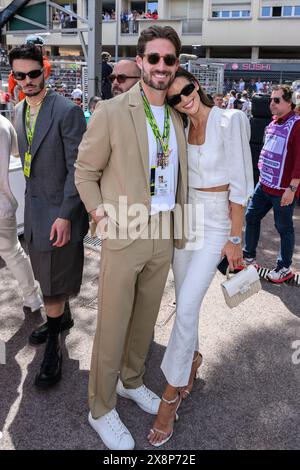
[238,77,245,92]
[227,89,236,109]
[241,90,251,117]
[75,25,187,450]
[0,114,43,314]
[71,84,82,100]
[255,78,264,93]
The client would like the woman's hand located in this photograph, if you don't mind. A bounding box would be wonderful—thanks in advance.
[221,241,243,272]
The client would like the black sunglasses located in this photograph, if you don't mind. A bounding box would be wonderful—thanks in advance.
[109,74,140,84]
[12,68,44,80]
[270,97,281,104]
[167,83,196,107]
[143,53,177,66]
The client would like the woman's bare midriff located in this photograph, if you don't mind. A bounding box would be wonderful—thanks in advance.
[194,184,229,192]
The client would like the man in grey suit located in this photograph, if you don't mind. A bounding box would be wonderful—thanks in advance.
[9,44,89,389]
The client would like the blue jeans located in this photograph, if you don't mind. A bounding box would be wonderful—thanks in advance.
[244,183,296,269]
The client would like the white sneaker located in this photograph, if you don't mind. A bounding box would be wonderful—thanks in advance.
[23,283,44,311]
[88,409,135,450]
[267,266,294,283]
[117,379,161,415]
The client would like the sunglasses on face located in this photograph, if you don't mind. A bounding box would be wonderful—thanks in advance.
[109,73,140,84]
[270,97,282,104]
[12,68,44,80]
[167,83,196,107]
[143,53,177,66]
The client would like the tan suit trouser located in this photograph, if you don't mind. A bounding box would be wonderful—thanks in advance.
[89,214,173,418]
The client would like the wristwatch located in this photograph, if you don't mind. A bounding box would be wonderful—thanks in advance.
[288,184,297,192]
[228,236,242,245]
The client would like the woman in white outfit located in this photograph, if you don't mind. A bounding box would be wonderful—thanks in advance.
[148,68,253,446]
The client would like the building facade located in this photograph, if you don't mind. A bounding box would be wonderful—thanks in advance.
[1,0,300,61]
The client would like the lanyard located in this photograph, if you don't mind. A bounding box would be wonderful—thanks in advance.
[25,104,40,150]
[140,84,170,157]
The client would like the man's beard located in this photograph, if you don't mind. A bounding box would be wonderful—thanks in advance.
[23,77,45,97]
[142,67,174,91]
[112,86,122,97]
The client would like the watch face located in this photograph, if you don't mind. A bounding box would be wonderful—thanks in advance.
[229,236,241,244]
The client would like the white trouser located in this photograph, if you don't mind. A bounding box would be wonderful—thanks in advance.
[161,189,231,386]
[0,215,43,311]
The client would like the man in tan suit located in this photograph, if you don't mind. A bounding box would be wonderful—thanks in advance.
[75,25,187,450]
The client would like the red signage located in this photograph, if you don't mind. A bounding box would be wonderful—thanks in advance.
[224,63,272,71]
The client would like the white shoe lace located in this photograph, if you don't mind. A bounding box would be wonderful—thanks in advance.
[105,409,128,438]
[136,385,156,404]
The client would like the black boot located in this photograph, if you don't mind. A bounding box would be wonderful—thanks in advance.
[34,333,62,389]
[29,302,74,345]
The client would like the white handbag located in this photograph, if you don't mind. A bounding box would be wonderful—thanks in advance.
[221,265,261,309]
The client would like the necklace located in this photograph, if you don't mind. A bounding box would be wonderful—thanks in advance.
[25,89,47,108]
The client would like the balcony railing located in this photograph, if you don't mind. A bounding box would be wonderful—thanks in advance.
[121,19,139,34]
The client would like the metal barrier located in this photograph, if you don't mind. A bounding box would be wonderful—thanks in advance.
[0,108,15,122]
[49,59,85,100]
[188,61,224,94]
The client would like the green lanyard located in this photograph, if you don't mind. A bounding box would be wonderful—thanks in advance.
[140,84,170,157]
[25,104,40,151]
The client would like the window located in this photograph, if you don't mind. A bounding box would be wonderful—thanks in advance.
[283,6,292,16]
[262,7,271,17]
[273,6,282,16]
[147,1,158,13]
[295,6,300,15]
[211,9,250,19]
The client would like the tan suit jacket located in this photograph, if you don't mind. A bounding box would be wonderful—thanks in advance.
[75,82,187,249]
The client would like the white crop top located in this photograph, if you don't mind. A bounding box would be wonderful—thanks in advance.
[187,106,254,206]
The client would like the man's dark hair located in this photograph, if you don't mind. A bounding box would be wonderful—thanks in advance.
[137,25,181,58]
[9,44,43,68]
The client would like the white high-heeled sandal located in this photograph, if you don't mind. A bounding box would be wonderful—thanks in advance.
[181,351,203,399]
[149,394,181,447]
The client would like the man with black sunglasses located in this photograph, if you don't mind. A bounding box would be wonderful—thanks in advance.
[110,59,141,97]
[244,84,300,283]
[9,44,89,389]
[8,34,51,105]
[75,25,187,450]
[0,114,43,316]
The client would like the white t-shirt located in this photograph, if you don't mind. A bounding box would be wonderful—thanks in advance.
[227,96,235,109]
[146,105,178,215]
[256,82,263,92]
